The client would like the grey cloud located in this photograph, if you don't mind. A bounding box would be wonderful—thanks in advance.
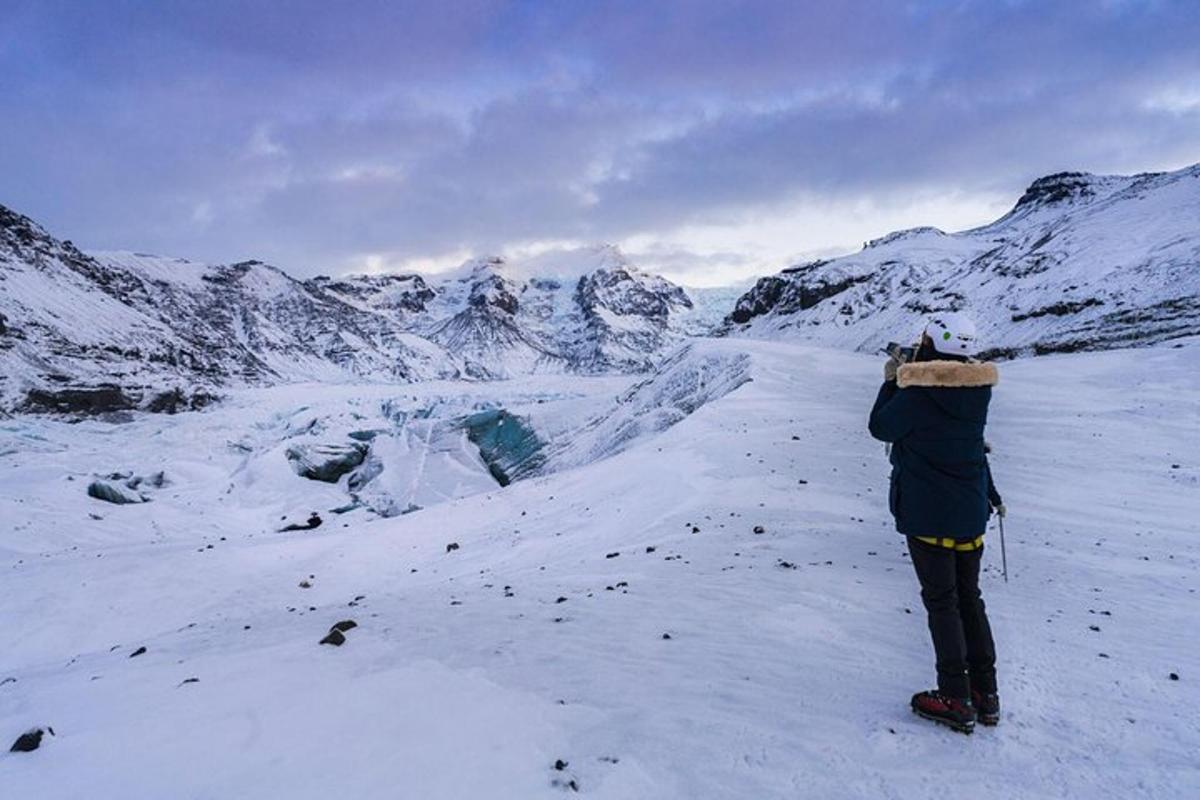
[1,0,1198,279]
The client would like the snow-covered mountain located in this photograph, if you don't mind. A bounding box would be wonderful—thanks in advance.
[725,164,1200,358]
[315,246,703,379]
[0,206,708,413]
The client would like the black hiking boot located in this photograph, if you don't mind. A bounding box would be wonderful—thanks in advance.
[972,690,1000,726]
[911,690,976,734]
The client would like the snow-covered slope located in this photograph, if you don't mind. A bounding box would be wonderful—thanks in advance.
[1,208,711,412]
[726,164,1200,357]
[2,338,1197,798]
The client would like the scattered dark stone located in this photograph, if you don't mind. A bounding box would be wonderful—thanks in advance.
[320,630,346,646]
[1169,672,1180,681]
[555,596,567,603]
[1171,464,1180,469]
[554,759,569,771]
[646,546,656,553]
[1098,652,1110,658]
[753,525,765,534]
[10,728,48,752]
[280,512,323,532]
[330,620,357,633]
[178,677,199,686]
[446,542,460,553]
[1089,625,1100,632]
[129,646,147,658]
[299,580,312,589]
[797,479,808,485]
[661,633,672,640]
[605,551,619,559]
[777,560,797,570]
[791,435,800,440]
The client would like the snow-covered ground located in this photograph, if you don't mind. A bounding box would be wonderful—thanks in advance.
[2,338,1198,798]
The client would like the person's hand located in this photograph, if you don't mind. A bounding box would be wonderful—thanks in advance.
[992,503,1007,519]
[884,353,903,382]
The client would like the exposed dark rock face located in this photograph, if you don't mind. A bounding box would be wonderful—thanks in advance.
[1011,299,1104,322]
[728,266,871,325]
[1012,172,1095,209]
[309,273,436,314]
[23,385,139,415]
[728,276,787,324]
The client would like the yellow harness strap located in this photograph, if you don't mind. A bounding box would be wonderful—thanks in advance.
[915,535,984,552]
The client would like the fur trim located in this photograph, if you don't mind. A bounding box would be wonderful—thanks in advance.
[897,360,999,389]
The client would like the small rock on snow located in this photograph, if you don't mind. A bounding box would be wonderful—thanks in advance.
[10,728,50,752]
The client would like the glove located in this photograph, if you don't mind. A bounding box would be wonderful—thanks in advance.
[883,354,903,382]
[992,503,1007,519]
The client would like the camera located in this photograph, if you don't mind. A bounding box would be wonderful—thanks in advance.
[883,341,915,361]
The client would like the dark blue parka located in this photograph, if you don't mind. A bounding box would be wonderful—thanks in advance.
[868,359,1002,541]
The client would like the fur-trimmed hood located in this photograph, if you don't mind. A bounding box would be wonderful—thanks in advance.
[897,360,999,389]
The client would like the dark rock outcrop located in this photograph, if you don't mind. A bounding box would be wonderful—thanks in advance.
[23,385,139,415]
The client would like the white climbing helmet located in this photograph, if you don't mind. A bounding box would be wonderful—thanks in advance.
[925,312,978,356]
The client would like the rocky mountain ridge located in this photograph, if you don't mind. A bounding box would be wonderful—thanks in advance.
[0,208,709,414]
[725,163,1200,358]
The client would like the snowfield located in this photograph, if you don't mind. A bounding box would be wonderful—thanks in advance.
[2,338,1198,799]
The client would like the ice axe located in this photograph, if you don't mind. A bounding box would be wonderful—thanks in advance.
[998,513,1009,583]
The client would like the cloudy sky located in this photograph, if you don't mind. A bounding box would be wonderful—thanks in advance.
[3,1,1199,285]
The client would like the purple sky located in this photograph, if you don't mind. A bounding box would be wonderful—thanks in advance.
[3,0,1199,284]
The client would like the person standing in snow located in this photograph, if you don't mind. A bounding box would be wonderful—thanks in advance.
[868,312,1005,734]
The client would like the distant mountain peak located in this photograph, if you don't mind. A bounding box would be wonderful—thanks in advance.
[726,161,1200,357]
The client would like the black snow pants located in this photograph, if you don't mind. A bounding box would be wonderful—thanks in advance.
[907,537,997,700]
